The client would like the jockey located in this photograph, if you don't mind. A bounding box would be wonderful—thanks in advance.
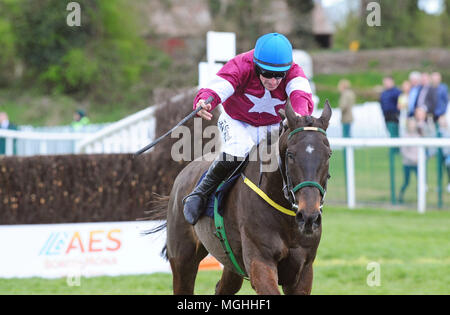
[183,32,314,225]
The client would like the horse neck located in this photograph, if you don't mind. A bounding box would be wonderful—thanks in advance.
[244,135,292,210]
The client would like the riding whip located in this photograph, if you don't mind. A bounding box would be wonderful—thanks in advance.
[134,96,214,156]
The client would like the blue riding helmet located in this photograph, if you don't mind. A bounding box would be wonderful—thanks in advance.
[253,33,293,72]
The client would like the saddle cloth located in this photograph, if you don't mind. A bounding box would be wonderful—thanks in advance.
[196,171,241,218]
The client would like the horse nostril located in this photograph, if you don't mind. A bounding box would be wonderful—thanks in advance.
[313,212,322,227]
[296,211,305,224]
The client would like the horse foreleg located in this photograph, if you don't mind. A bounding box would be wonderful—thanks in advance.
[282,262,313,295]
[215,267,244,295]
[248,259,280,295]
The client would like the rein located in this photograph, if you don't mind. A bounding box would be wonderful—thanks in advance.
[244,126,327,215]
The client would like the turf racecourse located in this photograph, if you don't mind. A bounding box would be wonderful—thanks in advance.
[1,206,449,295]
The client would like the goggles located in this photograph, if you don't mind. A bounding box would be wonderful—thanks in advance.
[256,65,287,80]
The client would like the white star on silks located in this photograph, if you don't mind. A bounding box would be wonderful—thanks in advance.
[245,89,285,117]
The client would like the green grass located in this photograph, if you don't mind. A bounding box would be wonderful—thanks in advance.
[313,71,395,107]
[315,207,450,294]
[315,72,387,89]
[1,206,449,295]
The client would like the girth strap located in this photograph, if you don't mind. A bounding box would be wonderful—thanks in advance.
[213,182,248,278]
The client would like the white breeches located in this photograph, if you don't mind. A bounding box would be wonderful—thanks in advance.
[217,111,280,158]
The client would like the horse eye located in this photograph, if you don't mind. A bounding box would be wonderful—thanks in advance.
[287,152,295,160]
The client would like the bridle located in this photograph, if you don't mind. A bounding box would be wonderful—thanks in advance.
[279,126,328,213]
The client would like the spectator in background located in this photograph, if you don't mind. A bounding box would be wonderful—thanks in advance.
[0,112,16,130]
[431,72,448,124]
[414,72,436,118]
[407,71,422,117]
[0,111,18,155]
[415,106,435,137]
[397,80,411,135]
[380,76,402,137]
[338,79,355,138]
[71,109,90,131]
[437,116,450,193]
[412,73,438,138]
[399,118,420,203]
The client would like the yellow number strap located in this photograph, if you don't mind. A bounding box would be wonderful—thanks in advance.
[242,176,296,217]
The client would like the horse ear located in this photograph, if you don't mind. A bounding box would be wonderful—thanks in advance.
[277,109,290,132]
[319,99,332,130]
[278,109,286,121]
[284,102,299,129]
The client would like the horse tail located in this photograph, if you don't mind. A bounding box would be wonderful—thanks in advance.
[144,193,170,221]
[141,193,170,259]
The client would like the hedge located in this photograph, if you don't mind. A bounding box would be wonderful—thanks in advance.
[0,91,219,224]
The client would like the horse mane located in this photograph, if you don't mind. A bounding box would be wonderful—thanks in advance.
[304,115,314,127]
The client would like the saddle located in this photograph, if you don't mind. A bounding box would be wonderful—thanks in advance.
[196,165,244,219]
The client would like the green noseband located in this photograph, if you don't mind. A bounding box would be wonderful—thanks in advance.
[292,181,325,196]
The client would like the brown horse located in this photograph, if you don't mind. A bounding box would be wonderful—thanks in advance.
[148,101,332,295]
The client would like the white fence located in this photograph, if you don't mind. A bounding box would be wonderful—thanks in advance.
[75,89,196,154]
[1,114,449,213]
[2,102,446,156]
[75,107,157,154]
[330,137,450,213]
[0,129,86,156]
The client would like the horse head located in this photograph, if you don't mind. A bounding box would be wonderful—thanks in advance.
[278,101,332,235]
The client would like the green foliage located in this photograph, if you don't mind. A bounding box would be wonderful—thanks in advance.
[63,49,99,90]
[0,0,171,104]
[0,18,15,85]
[209,0,274,50]
[335,0,449,50]
[208,0,315,51]
[361,0,421,48]
[0,18,15,60]
[40,49,99,94]
[11,0,92,72]
[285,0,315,49]
[442,0,450,46]
[286,0,314,12]
[333,13,360,51]
[208,0,221,16]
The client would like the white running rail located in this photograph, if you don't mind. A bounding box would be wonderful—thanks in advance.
[0,129,86,156]
[75,89,196,154]
[330,137,450,214]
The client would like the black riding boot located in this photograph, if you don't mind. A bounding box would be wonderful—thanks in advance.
[183,154,241,225]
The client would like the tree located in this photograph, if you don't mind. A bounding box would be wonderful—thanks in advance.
[286,0,315,49]
[208,0,274,51]
[1,0,170,102]
[442,0,450,46]
[358,0,421,48]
